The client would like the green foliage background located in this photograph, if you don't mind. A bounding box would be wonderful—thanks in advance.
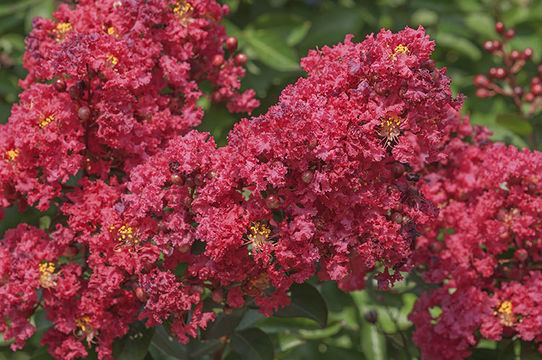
[0,0,541,359]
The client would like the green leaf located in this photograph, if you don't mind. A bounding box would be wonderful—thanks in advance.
[25,0,55,33]
[299,8,365,54]
[434,32,482,60]
[151,325,188,360]
[202,308,246,340]
[465,13,496,39]
[0,0,35,17]
[30,347,55,360]
[297,321,343,340]
[230,328,274,360]
[496,113,533,136]
[248,13,311,46]
[257,316,321,333]
[244,29,299,71]
[274,283,328,327]
[236,309,266,330]
[113,327,154,360]
[496,339,515,360]
[360,321,386,360]
[39,216,51,230]
[468,348,500,360]
[351,292,386,360]
[410,9,439,27]
[186,339,222,358]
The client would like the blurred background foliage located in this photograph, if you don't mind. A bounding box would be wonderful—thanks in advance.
[1,0,542,359]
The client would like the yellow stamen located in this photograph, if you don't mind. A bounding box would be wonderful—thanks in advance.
[74,316,96,344]
[110,224,139,250]
[496,300,516,327]
[4,149,19,161]
[53,22,73,42]
[76,316,90,331]
[107,27,117,36]
[498,301,512,314]
[247,222,271,250]
[39,261,57,288]
[38,115,55,128]
[173,1,194,16]
[391,44,410,60]
[107,54,119,66]
[378,113,402,146]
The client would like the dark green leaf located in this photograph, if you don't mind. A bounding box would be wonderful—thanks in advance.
[496,113,533,136]
[299,8,366,54]
[203,308,246,340]
[30,347,54,360]
[496,339,515,360]
[151,325,188,360]
[236,309,266,330]
[230,328,274,360]
[468,348,500,360]
[274,283,328,327]
[113,327,154,360]
[186,339,222,358]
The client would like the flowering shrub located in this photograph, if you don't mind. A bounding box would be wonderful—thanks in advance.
[410,133,542,359]
[0,0,257,211]
[1,1,542,360]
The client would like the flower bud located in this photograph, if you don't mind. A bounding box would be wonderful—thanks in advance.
[54,78,66,92]
[234,53,248,66]
[211,289,224,303]
[522,47,533,60]
[474,74,490,88]
[265,195,280,209]
[78,106,90,121]
[364,310,378,324]
[514,249,528,262]
[505,29,516,39]
[212,54,224,67]
[225,36,238,52]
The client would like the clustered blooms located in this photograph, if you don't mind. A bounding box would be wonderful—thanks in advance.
[409,135,542,360]
[4,2,540,360]
[0,0,257,211]
[0,0,257,359]
[0,5,465,356]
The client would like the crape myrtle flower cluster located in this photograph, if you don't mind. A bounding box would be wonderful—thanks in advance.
[0,0,257,211]
[0,0,256,358]
[0,3,465,358]
[123,25,461,337]
[409,132,542,360]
